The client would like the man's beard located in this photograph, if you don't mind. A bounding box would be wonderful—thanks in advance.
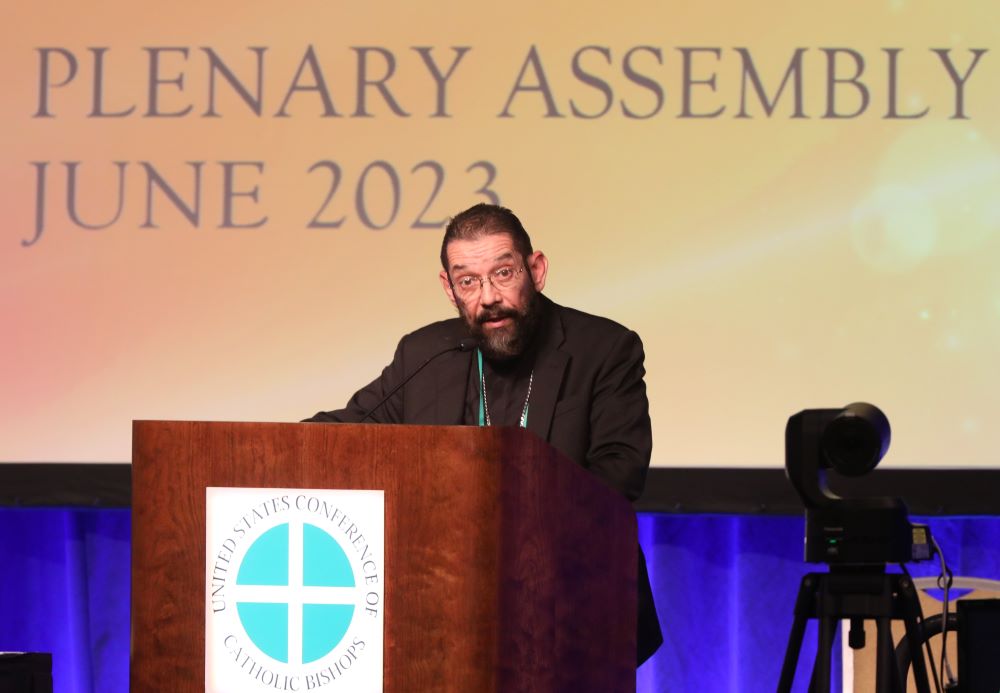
[459,291,542,361]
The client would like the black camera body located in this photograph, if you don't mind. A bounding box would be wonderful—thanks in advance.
[785,403,931,565]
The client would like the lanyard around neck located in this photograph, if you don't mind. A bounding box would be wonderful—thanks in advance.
[476,348,531,428]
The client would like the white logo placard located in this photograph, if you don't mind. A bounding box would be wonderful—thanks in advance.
[206,487,384,693]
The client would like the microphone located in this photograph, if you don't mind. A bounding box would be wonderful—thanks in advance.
[359,337,479,423]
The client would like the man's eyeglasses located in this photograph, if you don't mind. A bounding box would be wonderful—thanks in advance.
[451,265,526,300]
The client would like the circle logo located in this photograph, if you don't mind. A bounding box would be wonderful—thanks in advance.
[206,488,384,692]
[234,522,357,665]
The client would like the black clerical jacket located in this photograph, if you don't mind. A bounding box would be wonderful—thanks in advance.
[306,294,663,664]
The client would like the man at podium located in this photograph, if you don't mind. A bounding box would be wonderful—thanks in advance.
[306,203,663,665]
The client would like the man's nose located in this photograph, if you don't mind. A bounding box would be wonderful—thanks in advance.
[478,279,501,306]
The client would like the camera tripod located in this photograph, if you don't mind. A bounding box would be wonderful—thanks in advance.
[776,565,932,693]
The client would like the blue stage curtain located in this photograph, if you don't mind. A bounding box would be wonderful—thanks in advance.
[637,514,1000,692]
[1,509,997,693]
[0,508,130,693]
[637,513,837,692]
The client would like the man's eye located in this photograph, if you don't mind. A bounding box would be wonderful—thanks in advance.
[457,276,476,288]
[495,267,513,279]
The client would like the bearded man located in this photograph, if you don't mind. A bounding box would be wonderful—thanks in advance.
[305,202,662,665]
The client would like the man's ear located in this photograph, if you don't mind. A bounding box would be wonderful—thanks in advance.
[528,251,548,292]
[439,270,458,307]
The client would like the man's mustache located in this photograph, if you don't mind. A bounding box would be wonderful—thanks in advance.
[476,307,519,325]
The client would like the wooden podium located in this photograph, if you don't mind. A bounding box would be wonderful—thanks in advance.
[131,421,638,692]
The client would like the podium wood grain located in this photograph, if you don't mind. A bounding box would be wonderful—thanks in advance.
[132,421,636,692]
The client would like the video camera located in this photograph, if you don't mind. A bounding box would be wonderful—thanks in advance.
[785,402,931,565]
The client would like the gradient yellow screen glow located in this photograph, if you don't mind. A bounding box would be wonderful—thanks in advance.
[2,1,998,468]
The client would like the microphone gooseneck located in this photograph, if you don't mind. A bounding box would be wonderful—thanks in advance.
[359,337,479,423]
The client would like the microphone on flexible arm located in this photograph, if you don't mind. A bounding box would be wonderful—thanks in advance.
[359,337,479,423]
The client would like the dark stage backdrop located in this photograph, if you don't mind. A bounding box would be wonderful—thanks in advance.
[1,509,998,693]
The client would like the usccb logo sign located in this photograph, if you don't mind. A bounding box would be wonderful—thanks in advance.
[206,487,384,693]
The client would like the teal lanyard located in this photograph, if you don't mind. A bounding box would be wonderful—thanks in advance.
[476,348,531,428]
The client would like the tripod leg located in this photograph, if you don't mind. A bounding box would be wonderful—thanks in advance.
[898,579,932,693]
[808,616,836,693]
[779,575,820,693]
[777,612,809,693]
[873,617,899,693]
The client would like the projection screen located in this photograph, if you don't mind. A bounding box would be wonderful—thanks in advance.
[2,1,998,468]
